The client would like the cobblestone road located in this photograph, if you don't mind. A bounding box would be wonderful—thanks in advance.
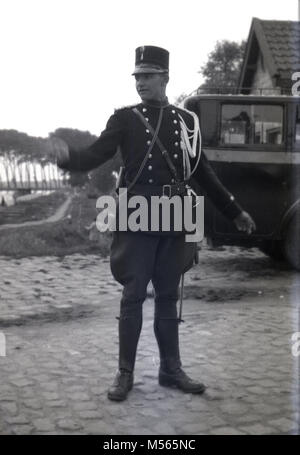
[0,249,299,435]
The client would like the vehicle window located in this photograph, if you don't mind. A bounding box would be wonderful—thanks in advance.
[220,104,283,145]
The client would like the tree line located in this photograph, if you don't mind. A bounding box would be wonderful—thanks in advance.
[0,128,121,193]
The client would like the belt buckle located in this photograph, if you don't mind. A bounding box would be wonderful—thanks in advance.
[162,184,172,198]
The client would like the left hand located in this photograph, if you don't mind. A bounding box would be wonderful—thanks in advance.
[234,211,256,235]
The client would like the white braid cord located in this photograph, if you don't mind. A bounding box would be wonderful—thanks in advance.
[178,111,202,179]
[180,133,191,180]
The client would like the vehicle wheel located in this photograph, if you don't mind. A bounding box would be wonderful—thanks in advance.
[283,212,300,271]
[259,240,284,261]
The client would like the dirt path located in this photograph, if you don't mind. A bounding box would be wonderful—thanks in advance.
[0,194,73,231]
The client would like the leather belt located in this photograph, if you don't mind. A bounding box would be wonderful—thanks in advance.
[127,182,187,198]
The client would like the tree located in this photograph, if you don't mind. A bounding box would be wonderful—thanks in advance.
[0,129,65,188]
[199,40,246,93]
[49,128,97,151]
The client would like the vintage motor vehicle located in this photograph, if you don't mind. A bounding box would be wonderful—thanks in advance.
[184,94,300,270]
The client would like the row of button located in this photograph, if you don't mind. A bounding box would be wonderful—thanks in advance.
[142,107,177,115]
[142,107,179,184]
[147,152,178,159]
[146,128,179,135]
[148,178,176,184]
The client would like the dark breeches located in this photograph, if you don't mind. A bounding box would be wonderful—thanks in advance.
[110,231,196,318]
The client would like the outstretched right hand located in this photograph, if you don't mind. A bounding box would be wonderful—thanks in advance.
[52,137,70,168]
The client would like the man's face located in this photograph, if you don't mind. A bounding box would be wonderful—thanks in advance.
[135,73,167,102]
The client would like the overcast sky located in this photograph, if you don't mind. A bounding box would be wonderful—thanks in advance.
[0,0,298,137]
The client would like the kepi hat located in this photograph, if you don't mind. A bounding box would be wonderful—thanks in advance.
[132,46,169,75]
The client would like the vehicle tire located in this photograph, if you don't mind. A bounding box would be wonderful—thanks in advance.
[259,240,284,261]
[283,211,300,271]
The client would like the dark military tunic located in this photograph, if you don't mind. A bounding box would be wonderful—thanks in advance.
[61,100,242,318]
[65,101,241,221]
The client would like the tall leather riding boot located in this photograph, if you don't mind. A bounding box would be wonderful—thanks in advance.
[154,317,206,394]
[107,315,142,401]
[118,315,142,372]
[154,317,182,373]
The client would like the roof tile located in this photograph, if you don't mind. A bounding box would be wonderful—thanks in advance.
[260,20,300,78]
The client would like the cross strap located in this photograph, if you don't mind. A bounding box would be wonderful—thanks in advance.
[133,108,180,183]
[125,107,164,193]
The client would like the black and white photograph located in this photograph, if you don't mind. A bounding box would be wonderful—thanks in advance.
[0,0,299,439]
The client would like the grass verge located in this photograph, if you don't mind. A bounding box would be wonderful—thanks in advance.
[0,188,112,258]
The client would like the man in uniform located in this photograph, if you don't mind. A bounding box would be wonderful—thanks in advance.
[57,46,255,402]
